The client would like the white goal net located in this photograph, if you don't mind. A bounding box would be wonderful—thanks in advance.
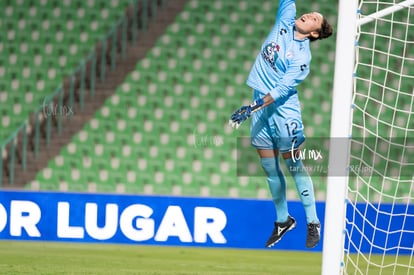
[344,0,414,274]
[322,1,413,274]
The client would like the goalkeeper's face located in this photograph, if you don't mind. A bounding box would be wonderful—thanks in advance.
[295,12,324,39]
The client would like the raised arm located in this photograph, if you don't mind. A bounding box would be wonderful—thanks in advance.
[275,0,296,24]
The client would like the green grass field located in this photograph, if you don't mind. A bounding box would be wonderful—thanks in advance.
[0,241,411,274]
[0,241,322,275]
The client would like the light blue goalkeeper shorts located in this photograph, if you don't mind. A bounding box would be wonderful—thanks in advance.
[250,89,305,153]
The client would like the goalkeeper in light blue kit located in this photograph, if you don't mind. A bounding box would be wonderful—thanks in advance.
[229,0,333,248]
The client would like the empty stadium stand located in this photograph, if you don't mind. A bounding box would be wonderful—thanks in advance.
[20,0,336,199]
[1,0,186,186]
[2,0,411,200]
[0,0,133,140]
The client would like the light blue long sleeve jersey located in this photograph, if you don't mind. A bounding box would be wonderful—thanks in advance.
[246,0,311,103]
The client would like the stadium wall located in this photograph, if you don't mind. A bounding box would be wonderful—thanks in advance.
[0,191,411,253]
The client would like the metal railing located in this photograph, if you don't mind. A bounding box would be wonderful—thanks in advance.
[1,0,165,186]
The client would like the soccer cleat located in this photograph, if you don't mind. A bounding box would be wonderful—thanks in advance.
[265,216,297,248]
[306,222,321,248]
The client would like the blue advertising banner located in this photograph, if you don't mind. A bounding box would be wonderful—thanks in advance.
[0,191,412,254]
[344,201,414,255]
[0,191,322,250]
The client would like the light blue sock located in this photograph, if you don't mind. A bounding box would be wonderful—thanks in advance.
[260,157,289,223]
[284,158,319,224]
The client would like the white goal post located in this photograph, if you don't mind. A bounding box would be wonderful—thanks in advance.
[322,0,414,274]
[322,0,358,273]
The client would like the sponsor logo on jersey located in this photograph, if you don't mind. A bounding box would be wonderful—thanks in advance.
[261,42,280,72]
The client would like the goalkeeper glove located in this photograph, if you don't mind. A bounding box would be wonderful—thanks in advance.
[229,98,264,129]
